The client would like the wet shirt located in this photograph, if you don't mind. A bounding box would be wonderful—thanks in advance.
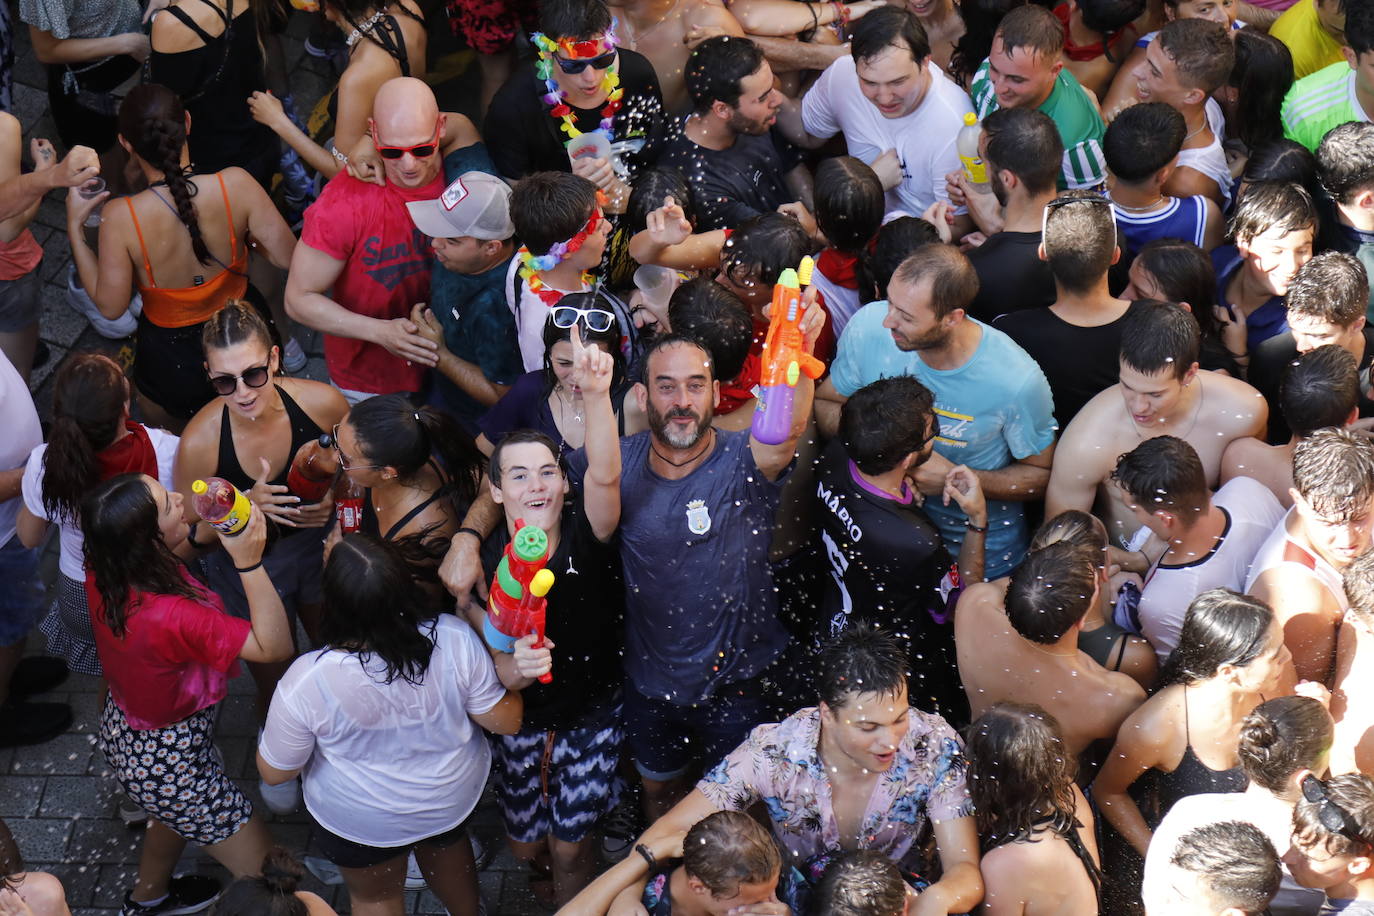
[658,118,804,231]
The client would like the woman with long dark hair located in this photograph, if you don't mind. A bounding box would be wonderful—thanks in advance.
[967,702,1102,913]
[811,157,883,337]
[257,534,521,916]
[1122,239,1244,376]
[82,473,291,911]
[1092,589,1293,859]
[64,83,296,432]
[17,353,180,679]
[1216,31,1294,173]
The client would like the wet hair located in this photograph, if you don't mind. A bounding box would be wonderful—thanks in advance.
[510,172,599,257]
[1130,240,1230,351]
[626,168,696,234]
[1157,18,1234,94]
[1157,589,1274,688]
[1119,299,1200,382]
[890,244,980,319]
[1292,428,1374,522]
[1105,103,1186,183]
[346,395,482,513]
[1077,0,1146,36]
[984,107,1064,196]
[1043,191,1118,294]
[118,84,209,265]
[1227,31,1294,151]
[1293,774,1374,859]
[201,299,275,356]
[1318,122,1374,206]
[949,0,1055,85]
[816,621,908,709]
[682,811,781,899]
[850,5,932,65]
[815,158,883,305]
[1169,822,1281,914]
[1005,540,1097,643]
[811,851,907,916]
[1241,141,1321,204]
[1350,0,1374,57]
[641,332,715,384]
[686,36,767,115]
[1029,510,1109,563]
[81,474,201,638]
[840,376,937,475]
[1111,435,1209,525]
[213,848,310,916]
[995,4,1065,60]
[1343,548,1374,627]
[489,429,564,486]
[669,278,753,383]
[720,213,812,292]
[537,0,613,41]
[871,217,940,299]
[1237,696,1333,794]
[1228,181,1318,246]
[1282,345,1360,439]
[1286,252,1369,327]
[41,353,129,524]
[539,297,627,395]
[320,534,438,685]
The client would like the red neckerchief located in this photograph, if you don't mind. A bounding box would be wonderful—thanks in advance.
[816,248,859,290]
[96,422,159,480]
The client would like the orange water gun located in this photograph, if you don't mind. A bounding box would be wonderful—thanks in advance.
[751,257,825,445]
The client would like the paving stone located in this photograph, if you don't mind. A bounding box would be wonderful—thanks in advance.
[37,775,119,819]
[0,776,45,817]
[10,732,96,775]
[38,279,89,349]
[7,817,71,861]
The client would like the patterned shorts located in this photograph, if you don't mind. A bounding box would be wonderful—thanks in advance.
[98,699,253,846]
[490,705,623,844]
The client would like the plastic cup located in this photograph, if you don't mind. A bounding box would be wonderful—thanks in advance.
[78,177,106,228]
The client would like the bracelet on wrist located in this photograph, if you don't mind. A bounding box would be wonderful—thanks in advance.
[635,843,657,871]
[234,559,264,574]
[454,527,483,544]
[965,519,988,534]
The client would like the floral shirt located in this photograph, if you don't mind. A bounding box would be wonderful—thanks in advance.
[698,706,972,875]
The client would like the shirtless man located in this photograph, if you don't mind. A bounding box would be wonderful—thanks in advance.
[1045,299,1268,552]
[955,540,1146,758]
[1246,429,1374,685]
[1331,551,1374,775]
[1220,344,1360,508]
[609,0,745,113]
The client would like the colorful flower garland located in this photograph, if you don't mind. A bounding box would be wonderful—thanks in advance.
[517,207,604,305]
[531,29,625,141]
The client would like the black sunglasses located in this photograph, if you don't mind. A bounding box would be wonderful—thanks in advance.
[209,364,270,396]
[1302,775,1369,847]
[920,415,942,449]
[554,51,616,74]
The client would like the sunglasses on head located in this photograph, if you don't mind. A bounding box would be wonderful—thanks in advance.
[372,122,442,160]
[208,364,270,397]
[553,51,616,74]
[1302,775,1369,847]
[551,305,615,332]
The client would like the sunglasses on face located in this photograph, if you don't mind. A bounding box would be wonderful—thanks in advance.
[920,415,942,449]
[208,364,270,397]
[551,305,615,332]
[331,423,382,472]
[1302,775,1369,847]
[553,51,616,74]
[372,122,442,160]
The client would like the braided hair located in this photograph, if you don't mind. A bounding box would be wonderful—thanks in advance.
[118,84,211,266]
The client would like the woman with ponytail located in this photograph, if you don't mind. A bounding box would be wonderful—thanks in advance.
[16,353,181,678]
[810,157,884,337]
[64,83,296,433]
[214,848,337,915]
[332,394,484,608]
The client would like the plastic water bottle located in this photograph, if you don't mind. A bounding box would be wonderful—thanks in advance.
[957,113,989,189]
[191,477,251,535]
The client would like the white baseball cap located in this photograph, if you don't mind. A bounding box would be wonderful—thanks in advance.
[406,171,514,241]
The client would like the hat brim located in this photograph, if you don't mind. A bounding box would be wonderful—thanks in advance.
[405,200,460,239]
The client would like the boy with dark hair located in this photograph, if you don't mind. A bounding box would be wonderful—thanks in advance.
[1129,18,1236,206]
[660,36,810,232]
[1282,0,1374,145]
[1054,0,1148,98]
[1286,774,1374,911]
[1317,122,1374,316]
[1144,821,1281,915]
[812,851,908,916]
[1113,435,1283,661]
[667,277,754,421]
[812,374,984,724]
[1104,101,1225,259]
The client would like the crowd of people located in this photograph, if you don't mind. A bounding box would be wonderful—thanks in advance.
[0,0,1373,909]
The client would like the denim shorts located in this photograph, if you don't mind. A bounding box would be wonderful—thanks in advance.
[0,536,44,646]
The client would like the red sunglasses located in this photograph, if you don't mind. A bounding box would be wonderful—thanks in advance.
[370,122,442,160]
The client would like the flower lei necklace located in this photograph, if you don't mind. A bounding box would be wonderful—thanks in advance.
[531,30,625,141]
[517,207,604,305]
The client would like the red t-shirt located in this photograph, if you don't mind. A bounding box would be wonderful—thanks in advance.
[300,171,444,394]
[86,570,252,730]
[718,293,837,415]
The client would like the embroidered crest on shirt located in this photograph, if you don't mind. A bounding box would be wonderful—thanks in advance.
[686,498,711,535]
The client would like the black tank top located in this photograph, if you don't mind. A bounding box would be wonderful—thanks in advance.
[325,13,411,124]
[1156,685,1247,814]
[214,385,324,492]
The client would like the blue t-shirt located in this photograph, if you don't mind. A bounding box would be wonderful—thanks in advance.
[1212,245,1290,352]
[568,429,789,704]
[830,306,1057,577]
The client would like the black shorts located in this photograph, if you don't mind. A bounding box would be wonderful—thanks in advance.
[313,816,471,870]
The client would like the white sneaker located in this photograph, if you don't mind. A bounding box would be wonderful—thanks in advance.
[405,851,427,890]
[257,776,301,815]
[66,264,138,338]
[282,337,307,373]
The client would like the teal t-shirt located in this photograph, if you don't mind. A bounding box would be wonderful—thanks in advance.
[830,304,1059,577]
[970,60,1107,190]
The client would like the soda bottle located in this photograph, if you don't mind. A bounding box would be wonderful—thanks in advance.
[957,112,989,190]
[335,474,366,535]
[191,477,252,535]
[287,434,338,503]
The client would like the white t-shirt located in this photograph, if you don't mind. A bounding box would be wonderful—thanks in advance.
[505,258,591,372]
[0,353,43,549]
[21,427,180,582]
[1137,476,1285,662]
[1144,791,1323,916]
[801,56,972,219]
[259,615,507,847]
[1176,98,1234,208]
